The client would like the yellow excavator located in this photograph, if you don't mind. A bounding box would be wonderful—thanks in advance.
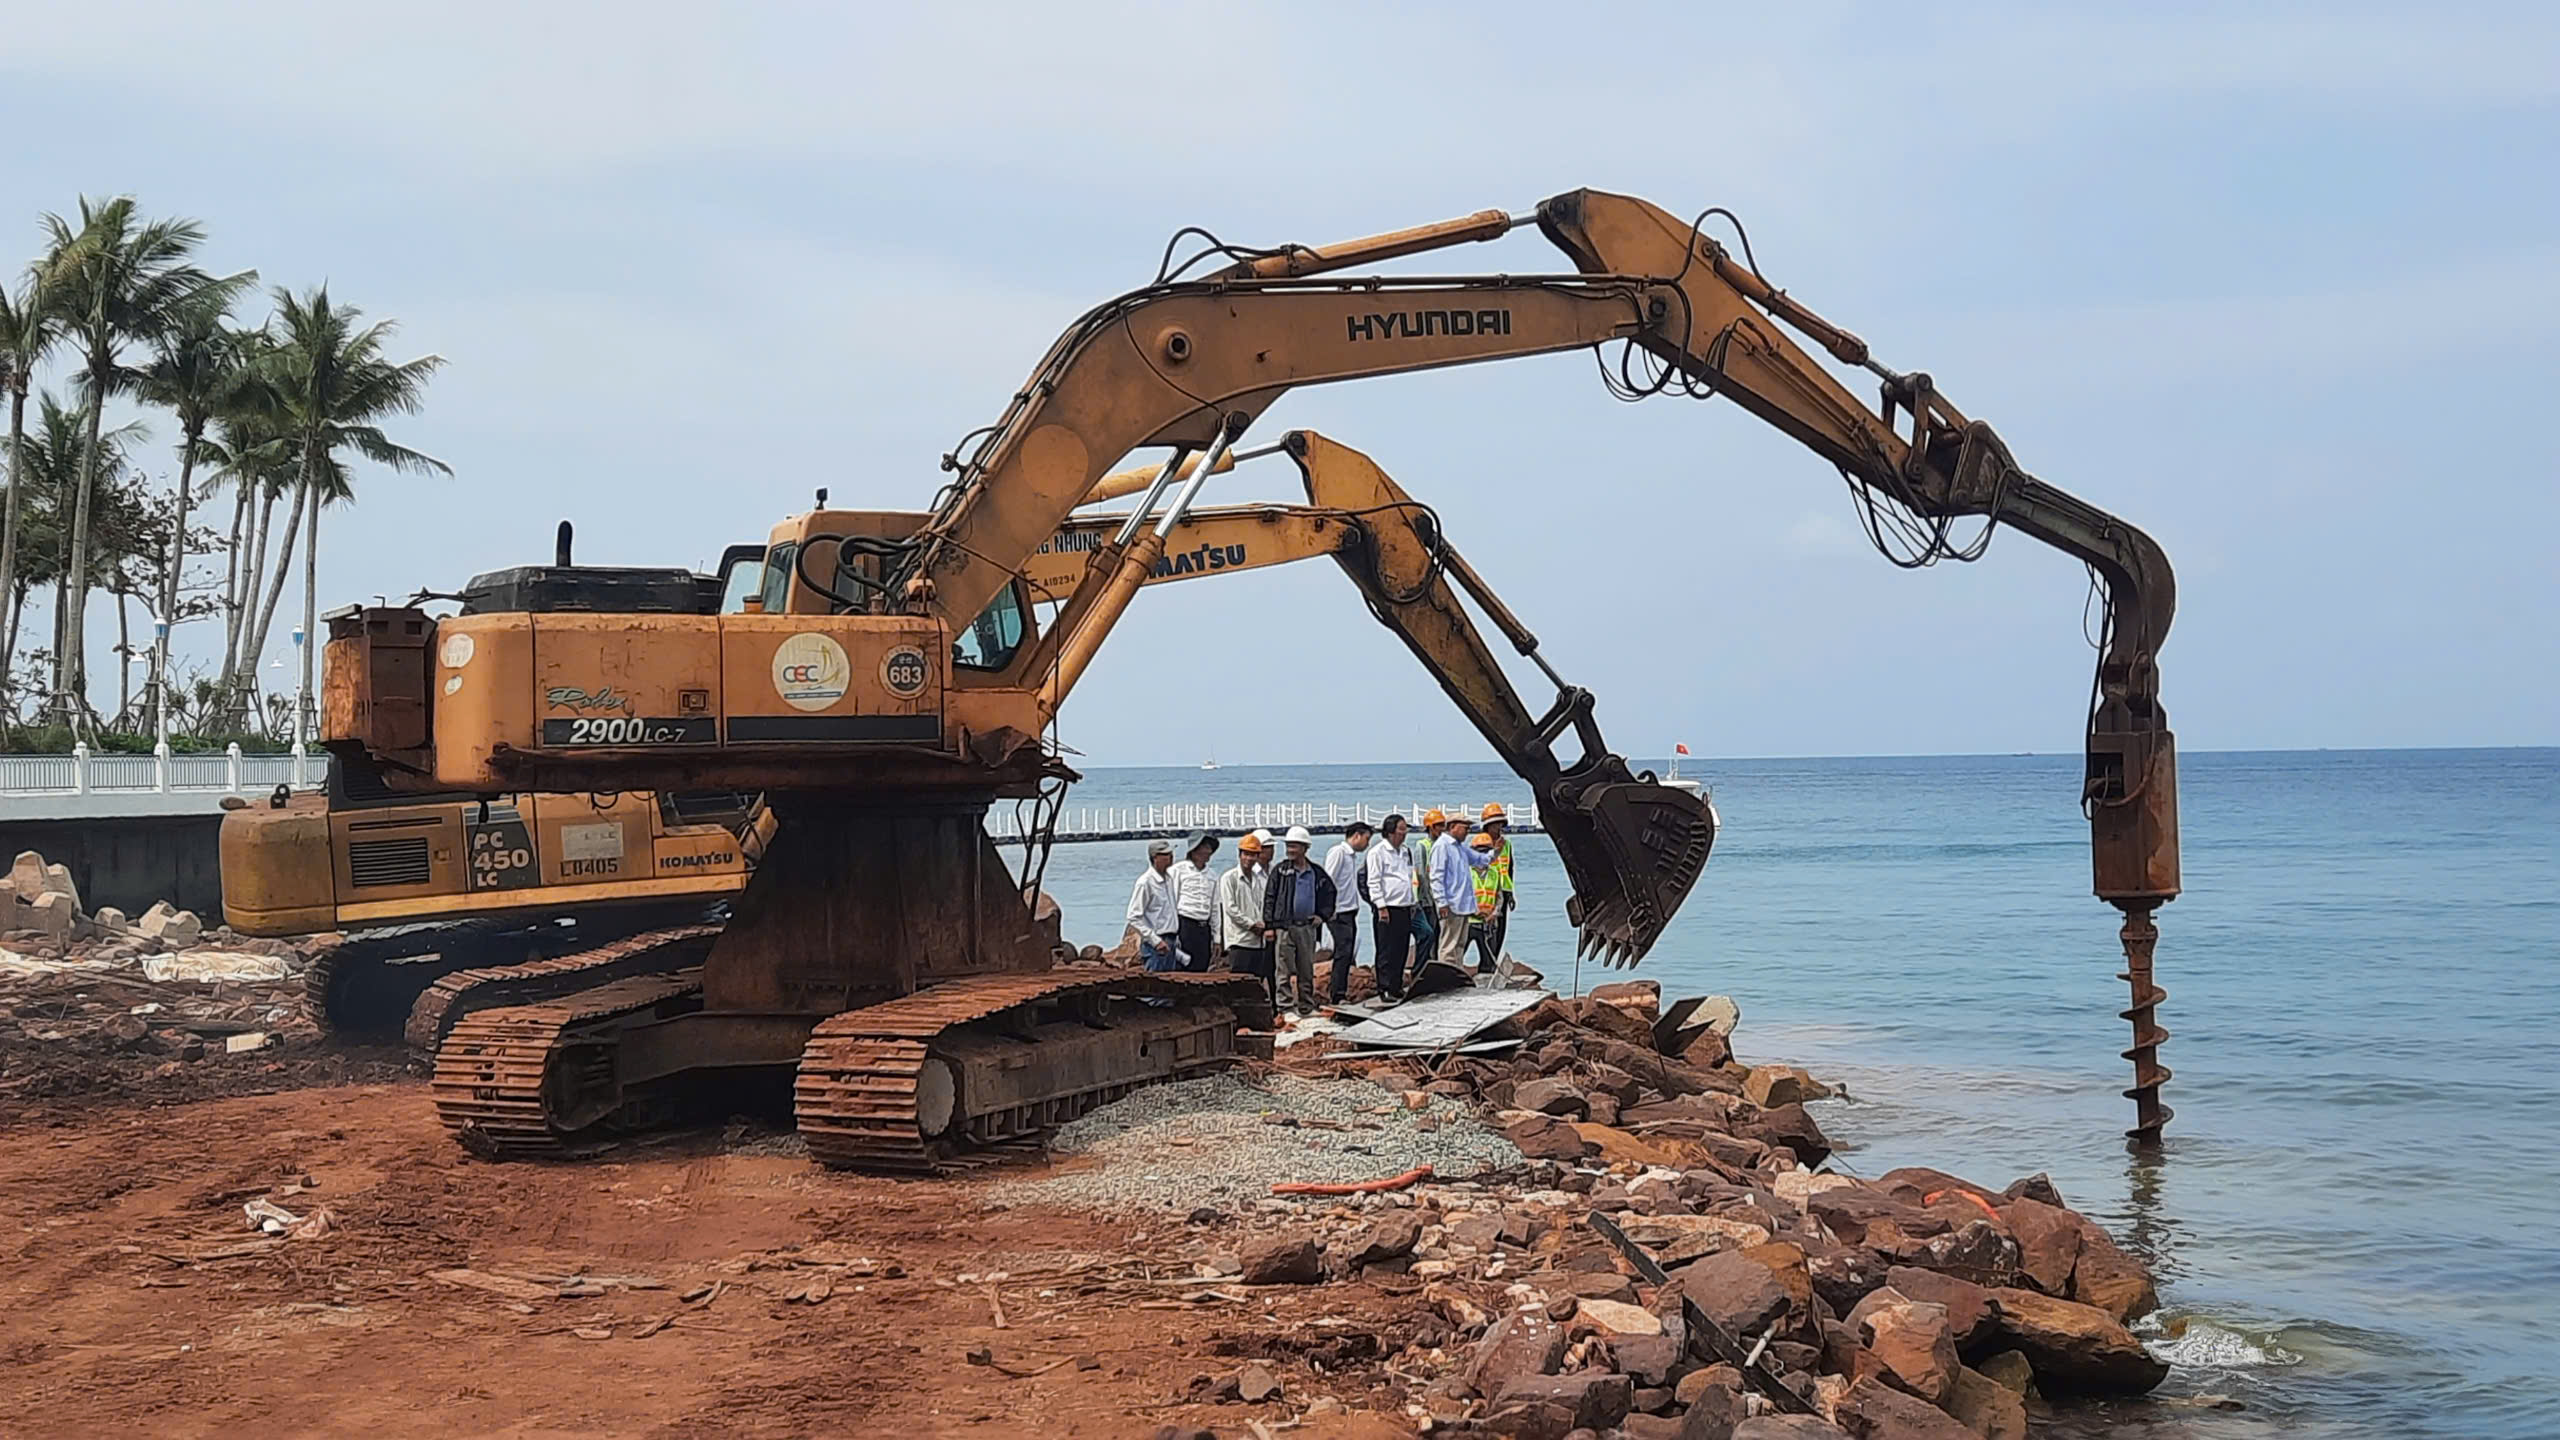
[217,540,779,1046]
[319,188,2179,1168]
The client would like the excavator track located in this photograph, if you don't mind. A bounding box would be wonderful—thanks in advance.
[404,924,722,1053]
[430,967,709,1160]
[305,919,542,1039]
[797,970,1271,1174]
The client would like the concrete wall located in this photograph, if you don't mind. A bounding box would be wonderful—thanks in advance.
[0,814,226,917]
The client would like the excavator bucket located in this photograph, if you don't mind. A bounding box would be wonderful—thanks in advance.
[1540,768,1717,967]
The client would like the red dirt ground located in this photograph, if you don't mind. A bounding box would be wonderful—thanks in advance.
[0,1080,1431,1438]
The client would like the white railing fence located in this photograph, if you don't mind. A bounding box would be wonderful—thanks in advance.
[988,798,1541,839]
[0,743,322,798]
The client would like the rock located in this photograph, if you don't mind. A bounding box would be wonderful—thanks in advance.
[1744,1066,1826,1108]
[1625,1416,1688,1440]
[1465,1308,1571,1398]
[1237,1362,1280,1402]
[1881,1267,1999,1350]
[1696,994,1742,1037]
[1842,1286,1912,1334]
[1999,1198,2082,1295]
[1944,1365,2027,1440]
[1632,1384,1674,1414]
[1574,1298,1661,1336]
[101,1013,155,1050]
[1568,1271,1638,1305]
[1807,1190,1946,1248]
[1982,1288,2168,1394]
[93,906,128,932]
[1675,1365,1743,1407]
[1676,1379,1745,1439]
[1675,1249,1793,1339]
[2000,1173,2066,1210]
[1971,1350,2034,1397]
[1495,1372,1634,1431]
[1773,1170,1861,1206]
[1499,1209,1544,1247]
[1681,1028,1735,1070]
[39,862,79,909]
[2065,1219,2159,1323]
[1807,1245,1894,1315]
[1450,1212,1507,1252]
[1739,1242,1815,1318]
[1479,1400,1579,1440]
[137,904,200,946]
[1239,1233,1324,1285]
[1429,1283,1490,1331]
[1698,1133,1774,1173]
[1858,1301,1957,1405]
[1732,1419,1849,1438]
[1832,1376,1976,1440]
[1622,1213,1772,1265]
[1353,1214,1422,1265]
[1517,1077,1593,1118]
[1871,1168,1999,1207]
[24,890,75,941]
[8,851,47,900]
[1912,1221,2019,1289]
[1506,1114,1594,1161]
[1608,1334,1684,1386]
[1590,979,1662,1020]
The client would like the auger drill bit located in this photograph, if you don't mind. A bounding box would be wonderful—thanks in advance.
[2116,901,2173,1147]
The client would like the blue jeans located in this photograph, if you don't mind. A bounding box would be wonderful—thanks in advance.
[1141,936,1179,973]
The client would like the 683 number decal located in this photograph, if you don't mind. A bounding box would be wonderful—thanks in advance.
[541,716,717,747]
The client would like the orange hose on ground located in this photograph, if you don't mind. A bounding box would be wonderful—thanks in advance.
[1272,1165,1434,1196]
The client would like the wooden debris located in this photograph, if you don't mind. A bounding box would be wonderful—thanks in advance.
[428,1268,555,1302]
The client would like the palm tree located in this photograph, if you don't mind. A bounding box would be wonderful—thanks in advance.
[134,296,254,733]
[258,286,447,739]
[1,395,144,711]
[197,393,290,722]
[36,196,251,720]
[0,271,62,717]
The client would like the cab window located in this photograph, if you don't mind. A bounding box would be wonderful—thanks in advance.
[759,542,798,612]
[952,585,1026,672]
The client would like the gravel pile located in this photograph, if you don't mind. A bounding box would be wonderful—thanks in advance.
[984,1072,1521,1214]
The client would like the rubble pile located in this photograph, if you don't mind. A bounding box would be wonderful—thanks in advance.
[0,848,355,1103]
[1138,979,2169,1438]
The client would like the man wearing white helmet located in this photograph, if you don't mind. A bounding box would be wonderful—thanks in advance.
[1261,825,1335,1016]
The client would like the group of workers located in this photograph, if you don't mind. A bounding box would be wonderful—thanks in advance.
[1124,805,1517,1016]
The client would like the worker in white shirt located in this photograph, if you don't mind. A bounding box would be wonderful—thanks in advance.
[1428,812,1492,975]
[1321,821,1374,1004]
[1218,831,1274,1001]
[1173,831,1220,971]
[1362,813,1419,1002]
[1125,837,1181,975]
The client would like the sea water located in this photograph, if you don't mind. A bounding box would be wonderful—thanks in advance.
[1027,749,2560,1438]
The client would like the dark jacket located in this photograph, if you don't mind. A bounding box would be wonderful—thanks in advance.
[1262,857,1336,929]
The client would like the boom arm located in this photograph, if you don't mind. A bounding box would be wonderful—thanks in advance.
[1034,431,1716,964]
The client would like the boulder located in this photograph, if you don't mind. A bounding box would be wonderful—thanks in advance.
[39,862,79,909]
[1807,1190,1946,1248]
[1881,1267,2000,1350]
[1239,1234,1323,1285]
[1676,1378,1745,1439]
[1621,1213,1772,1265]
[1351,1214,1422,1266]
[1505,1114,1593,1161]
[1608,1333,1685,1387]
[25,890,76,941]
[1842,1286,1912,1335]
[1676,1248,1793,1339]
[1858,1301,1957,1405]
[1944,1365,2028,1440]
[1571,1122,1692,1169]
[1774,1170,1862,1206]
[1744,1065,1829,1108]
[1698,1133,1774,1173]
[1732,1419,1850,1438]
[1590,978,1662,1020]
[2065,1219,2159,1323]
[1625,1416,1688,1440]
[1587,1094,1622,1127]
[2000,1173,2066,1209]
[1912,1221,2019,1289]
[1806,1244,1893,1315]
[1681,1028,1735,1070]
[1516,1077,1592,1118]
[1982,1288,2168,1394]
[141,908,201,947]
[1696,994,1742,1037]
[8,851,46,900]
[1464,1309,1570,1398]
[1585,1062,1644,1105]
[1574,1299,1662,1336]
[1675,1364,1743,1407]
[1449,1212,1507,1251]
[1971,1350,2034,1397]
[1236,1362,1280,1402]
[1568,1270,1639,1305]
[1731,1102,1831,1167]
[1871,1168,1999,1207]
[1494,1371,1633,1430]
[93,906,128,932]
[1832,1377,1976,1440]
[1739,1241,1816,1318]
[1999,1198,2082,1295]
[1478,1401,1579,1440]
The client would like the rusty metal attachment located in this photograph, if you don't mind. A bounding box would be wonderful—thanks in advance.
[2115,902,2172,1147]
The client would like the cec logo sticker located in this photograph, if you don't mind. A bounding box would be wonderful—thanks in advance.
[771,632,850,711]
[880,646,929,699]
[439,632,475,669]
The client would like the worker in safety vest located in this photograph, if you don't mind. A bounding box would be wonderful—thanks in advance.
[1471,802,1517,968]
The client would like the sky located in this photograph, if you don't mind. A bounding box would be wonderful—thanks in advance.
[3,2,2553,767]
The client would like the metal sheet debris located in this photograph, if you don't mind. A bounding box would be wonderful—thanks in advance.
[1324,985,1550,1053]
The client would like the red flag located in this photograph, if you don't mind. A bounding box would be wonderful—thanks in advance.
[1674,743,1691,756]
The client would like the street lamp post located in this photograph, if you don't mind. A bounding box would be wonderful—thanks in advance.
[289,626,308,779]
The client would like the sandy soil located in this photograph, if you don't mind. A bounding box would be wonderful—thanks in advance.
[0,1080,1430,1439]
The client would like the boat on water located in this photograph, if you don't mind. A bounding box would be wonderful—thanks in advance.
[1199,755,1219,771]
[1662,743,1722,831]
